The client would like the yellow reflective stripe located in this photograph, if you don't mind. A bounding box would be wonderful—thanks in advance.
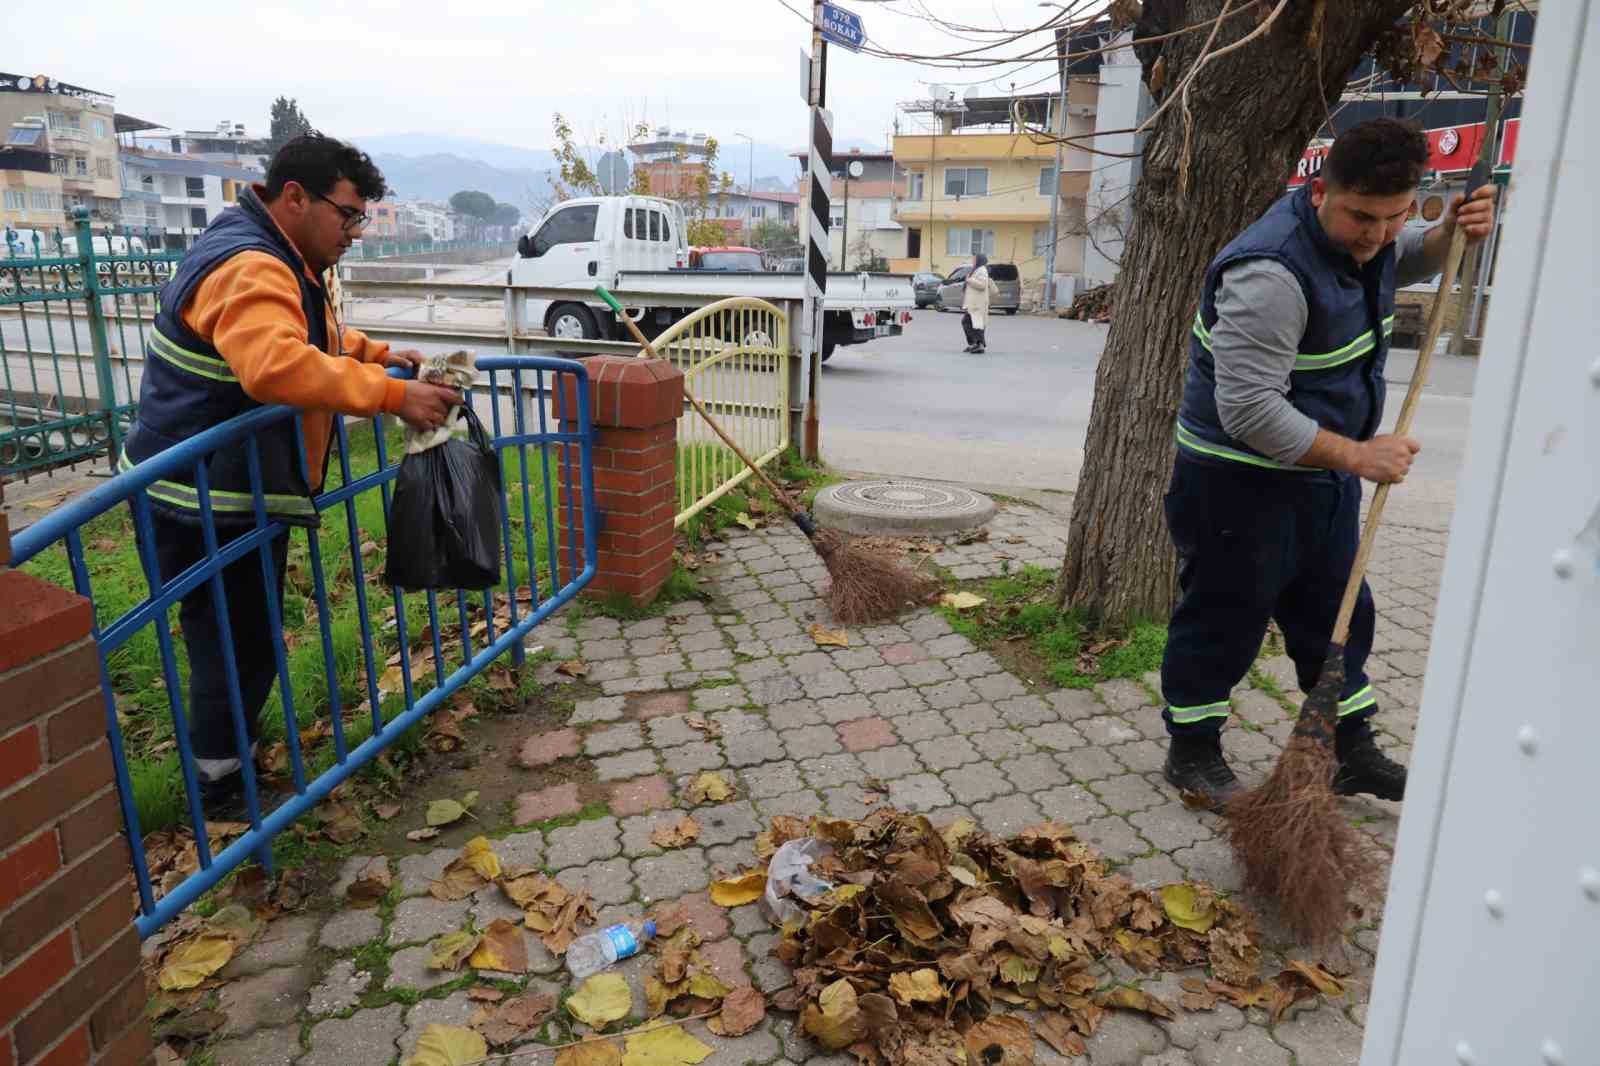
[148,331,236,383]
[1174,421,1314,473]
[117,451,315,516]
[1168,700,1230,724]
[1338,685,1377,716]
[1195,313,1396,372]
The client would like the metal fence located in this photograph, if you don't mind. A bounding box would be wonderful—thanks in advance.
[354,239,516,260]
[1,210,182,477]
[647,297,790,525]
[10,357,598,938]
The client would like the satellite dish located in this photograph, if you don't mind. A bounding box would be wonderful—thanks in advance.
[964,87,983,106]
[848,160,864,178]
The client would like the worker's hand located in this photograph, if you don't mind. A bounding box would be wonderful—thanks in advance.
[397,381,461,433]
[1447,183,1498,244]
[1354,434,1421,484]
[384,348,427,374]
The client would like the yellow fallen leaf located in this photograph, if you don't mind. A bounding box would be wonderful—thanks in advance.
[686,969,731,1001]
[734,512,759,531]
[940,591,986,610]
[567,973,632,1029]
[157,932,236,990]
[807,623,849,648]
[801,978,864,1050]
[888,968,944,1005]
[1284,960,1347,996]
[1160,883,1216,933]
[556,1042,623,1066]
[463,836,502,881]
[427,799,468,827]
[622,1024,713,1066]
[404,1024,488,1066]
[428,929,483,971]
[682,772,735,805]
[709,869,767,907]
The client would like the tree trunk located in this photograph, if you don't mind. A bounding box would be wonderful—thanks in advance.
[1057,0,1414,621]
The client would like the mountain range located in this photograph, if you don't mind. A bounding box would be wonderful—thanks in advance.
[356,131,884,214]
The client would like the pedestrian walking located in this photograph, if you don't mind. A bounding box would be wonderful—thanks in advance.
[121,133,461,812]
[961,253,999,353]
[1158,118,1498,808]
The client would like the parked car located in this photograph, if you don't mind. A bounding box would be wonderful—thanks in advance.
[912,271,943,308]
[774,256,806,272]
[936,262,1021,315]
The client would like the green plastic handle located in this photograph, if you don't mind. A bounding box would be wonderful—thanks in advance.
[593,285,624,314]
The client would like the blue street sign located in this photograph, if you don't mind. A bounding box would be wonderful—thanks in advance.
[819,2,867,52]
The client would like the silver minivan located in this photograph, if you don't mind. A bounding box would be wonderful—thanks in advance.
[936,261,1021,315]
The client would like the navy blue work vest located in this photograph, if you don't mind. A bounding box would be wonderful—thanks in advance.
[122,188,334,526]
[1176,184,1396,471]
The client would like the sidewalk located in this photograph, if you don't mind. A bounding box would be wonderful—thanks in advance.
[173,499,1444,1065]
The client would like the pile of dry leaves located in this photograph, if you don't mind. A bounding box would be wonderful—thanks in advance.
[714,810,1343,1065]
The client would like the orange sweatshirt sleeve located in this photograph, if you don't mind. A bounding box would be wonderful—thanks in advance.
[341,325,391,365]
[182,252,407,415]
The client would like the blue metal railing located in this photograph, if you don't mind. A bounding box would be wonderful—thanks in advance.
[10,357,598,938]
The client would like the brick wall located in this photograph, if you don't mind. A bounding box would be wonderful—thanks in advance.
[556,356,685,607]
[0,483,152,1066]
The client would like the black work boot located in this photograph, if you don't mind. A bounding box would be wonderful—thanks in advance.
[1164,732,1241,810]
[1333,723,1407,801]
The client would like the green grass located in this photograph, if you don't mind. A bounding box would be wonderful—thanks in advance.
[22,418,560,836]
[940,565,1168,689]
[678,446,836,546]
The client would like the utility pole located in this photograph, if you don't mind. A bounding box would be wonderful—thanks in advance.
[1451,7,1514,355]
[839,167,849,269]
[800,0,831,460]
[1041,4,1069,310]
[735,132,755,246]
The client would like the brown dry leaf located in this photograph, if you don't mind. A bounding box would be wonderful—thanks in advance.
[322,803,366,844]
[554,1041,623,1066]
[645,976,686,1019]
[468,919,530,973]
[1206,980,1274,1010]
[374,802,402,821]
[468,987,506,1003]
[427,715,467,753]
[963,1015,1034,1066]
[888,969,945,1006]
[684,716,721,739]
[476,992,556,1046]
[682,772,735,805]
[807,623,849,648]
[429,929,483,971]
[1283,960,1346,997]
[650,903,690,938]
[346,857,392,908]
[1036,1013,1087,1057]
[939,591,986,611]
[407,827,442,842]
[651,816,702,850]
[878,878,942,942]
[1179,977,1218,1011]
[555,659,590,679]
[707,986,766,1037]
[801,978,865,1050]
[1098,986,1175,1020]
[1207,925,1262,986]
[431,863,488,902]
[1149,55,1168,94]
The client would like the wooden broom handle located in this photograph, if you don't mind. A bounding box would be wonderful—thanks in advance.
[609,306,807,518]
[1330,205,1478,644]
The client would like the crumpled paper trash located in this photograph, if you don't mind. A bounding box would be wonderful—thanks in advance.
[406,349,477,455]
[761,838,834,925]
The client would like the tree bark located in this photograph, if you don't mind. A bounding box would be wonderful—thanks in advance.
[1057,0,1414,621]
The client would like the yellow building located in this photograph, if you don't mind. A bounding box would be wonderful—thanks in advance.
[0,73,122,232]
[889,89,1097,298]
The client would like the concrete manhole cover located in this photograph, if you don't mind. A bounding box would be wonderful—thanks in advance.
[813,479,996,537]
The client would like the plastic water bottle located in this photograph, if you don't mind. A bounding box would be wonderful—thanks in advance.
[566,920,657,981]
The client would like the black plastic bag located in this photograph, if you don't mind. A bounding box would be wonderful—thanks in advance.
[384,405,504,591]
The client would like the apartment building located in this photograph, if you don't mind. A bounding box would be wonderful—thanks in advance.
[0,73,122,229]
[795,149,901,269]
[117,147,258,249]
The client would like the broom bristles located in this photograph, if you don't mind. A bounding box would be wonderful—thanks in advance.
[814,528,937,625]
[1225,649,1378,945]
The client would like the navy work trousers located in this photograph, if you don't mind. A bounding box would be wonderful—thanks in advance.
[1159,455,1379,737]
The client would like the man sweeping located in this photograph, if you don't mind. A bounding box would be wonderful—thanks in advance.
[1160,118,1497,808]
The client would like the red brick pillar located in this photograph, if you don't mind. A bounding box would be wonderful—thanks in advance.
[557,355,683,607]
[0,484,153,1066]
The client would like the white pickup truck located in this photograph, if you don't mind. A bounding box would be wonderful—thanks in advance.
[510,194,913,360]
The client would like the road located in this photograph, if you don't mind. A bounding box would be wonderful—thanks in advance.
[818,309,1477,529]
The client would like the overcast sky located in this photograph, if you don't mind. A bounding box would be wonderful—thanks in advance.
[17,0,1083,155]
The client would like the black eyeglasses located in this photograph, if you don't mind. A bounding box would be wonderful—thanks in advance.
[311,191,370,232]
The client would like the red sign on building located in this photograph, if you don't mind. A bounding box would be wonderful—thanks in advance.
[1288,118,1520,187]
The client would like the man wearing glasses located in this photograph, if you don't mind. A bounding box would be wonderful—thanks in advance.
[122,132,460,809]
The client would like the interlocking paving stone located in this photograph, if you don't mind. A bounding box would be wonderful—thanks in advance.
[857,744,924,781]
[1047,688,1106,721]
[999,752,1074,792]
[797,753,864,789]
[725,728,788,766]
[634,846,712,900]
[971,793,1045,836]
[1057,744,1127,781]
[518,728,582,767]
[557,857,637,905]
[740,759,807,799]
[661,740,727,776]
[319,909,382,952]
[692,684,750,712]
[301,1005,405,1066]
[571,695,628,725]
[922,679,980,710]
[584,721,646,756]
[997,694,1057,728]
[837,716,897,752]
[545,816,621,869]
[595,749,659,781]
[216,964,314,1036]
[940,760,1013,804]
[888,773,953,811]
[913,734,981,771]
[781,723,842,760]
[388,896,471,945]
[1092,772,1169,813]
[211,1028,300,1066]
[817,693,877,723]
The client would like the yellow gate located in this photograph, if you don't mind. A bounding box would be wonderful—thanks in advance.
[642,297,790,526]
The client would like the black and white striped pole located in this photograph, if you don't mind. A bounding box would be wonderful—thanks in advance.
[801,0,832,460]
